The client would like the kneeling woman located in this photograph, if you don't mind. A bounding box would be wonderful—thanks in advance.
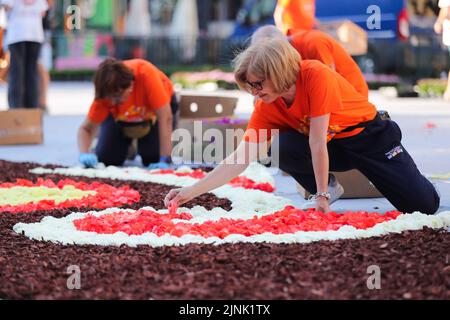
[77,58,177,169]
[165,38,440,215]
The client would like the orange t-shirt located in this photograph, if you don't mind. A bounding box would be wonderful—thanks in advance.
[288,29,369,98]
[244,60,377,143]
[88,59,174,124]
[274,0,316,34]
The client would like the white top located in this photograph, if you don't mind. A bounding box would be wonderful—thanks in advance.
[439,0,450,8]
[2,0,48,46]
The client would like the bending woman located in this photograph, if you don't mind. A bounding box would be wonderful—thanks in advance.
[165,38,440,215]
[78,58,178,169]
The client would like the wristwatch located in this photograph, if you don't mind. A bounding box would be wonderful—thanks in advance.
[313,192,331,200]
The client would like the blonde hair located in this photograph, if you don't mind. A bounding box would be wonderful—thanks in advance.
[234,37,301,94]
[251,25,285,45]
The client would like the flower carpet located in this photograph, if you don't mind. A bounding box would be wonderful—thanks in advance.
[1,160,449,299]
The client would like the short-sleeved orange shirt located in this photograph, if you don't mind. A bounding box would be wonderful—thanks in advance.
[287,29,369,98]
[274,0,316,34]
[88,59,174,124]
[244,60,377,143]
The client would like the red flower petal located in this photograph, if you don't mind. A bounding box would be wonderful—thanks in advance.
[0,179,140,214]
[151,169,275,192]
[74,206,403,239]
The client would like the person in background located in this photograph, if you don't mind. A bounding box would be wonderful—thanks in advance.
[434,0,450,101]
[1,0,48,109]
[252,25,369,98]
[164,38,440,215]
[274,0,316,34]
[0,5,8,84]
[77,58,178,169]
[38,0,53,111]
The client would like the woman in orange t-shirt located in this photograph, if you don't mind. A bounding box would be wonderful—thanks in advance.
[274,0,316,34]
[165,38,439,215]
[252,25,369,98]
[77,58,178,168]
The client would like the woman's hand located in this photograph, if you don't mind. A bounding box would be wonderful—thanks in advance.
[435,7,450,34]
[434,21,443,34]
[315,196,330,213]
[164,186,196,207]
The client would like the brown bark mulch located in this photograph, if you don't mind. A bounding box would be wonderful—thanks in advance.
[0,160,449,300]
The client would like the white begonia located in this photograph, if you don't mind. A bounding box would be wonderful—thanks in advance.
[13,205,450,247]
[19,163,450,247]
[29,164,290,217]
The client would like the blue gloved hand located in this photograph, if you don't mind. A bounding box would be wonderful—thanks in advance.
[148,161,171,170]
[148,156,171,170]
[79,153,98,168]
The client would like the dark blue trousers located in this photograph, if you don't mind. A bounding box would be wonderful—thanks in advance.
[8,42,41,109]
[276,117,440,214]
[95,95,179,167]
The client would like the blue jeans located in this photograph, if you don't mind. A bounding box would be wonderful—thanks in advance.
[8,42,41,109]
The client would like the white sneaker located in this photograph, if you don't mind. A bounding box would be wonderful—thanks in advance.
[300,174,344,210]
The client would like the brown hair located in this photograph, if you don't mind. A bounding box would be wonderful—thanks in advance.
[94,58,135,99]
[234,38,301,94]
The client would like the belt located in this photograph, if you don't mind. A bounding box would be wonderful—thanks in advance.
[339,110,390,133]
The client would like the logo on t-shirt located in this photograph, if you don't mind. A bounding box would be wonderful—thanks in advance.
[116,105,156,123]
[297,115,342,141]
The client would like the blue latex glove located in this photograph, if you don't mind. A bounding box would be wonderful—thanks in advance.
[79,153,98,168]
[148,161,171,170]
[148,156,171,170]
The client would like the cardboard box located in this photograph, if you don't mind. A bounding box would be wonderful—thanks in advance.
[173,118,249,163]
[296,169,383,199]
[318,20,368,56]
[179,94,238,119]
[0,109,43,145]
